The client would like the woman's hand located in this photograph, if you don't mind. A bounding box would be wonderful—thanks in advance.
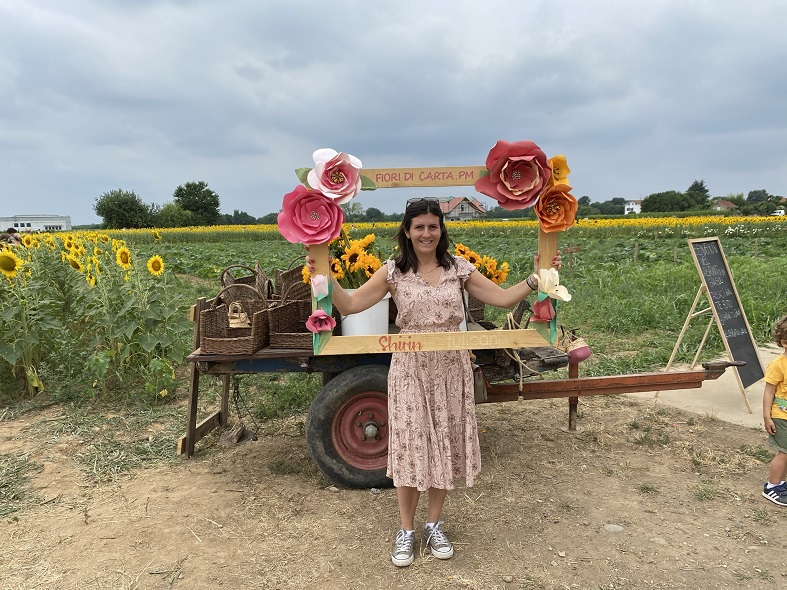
[533,251,562,274]
[304,245,332,275]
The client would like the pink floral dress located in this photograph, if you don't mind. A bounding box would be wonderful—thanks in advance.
[385,256,481,490]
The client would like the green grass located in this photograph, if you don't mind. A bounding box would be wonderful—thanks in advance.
[695,484,721,501]
[0,452,42,516]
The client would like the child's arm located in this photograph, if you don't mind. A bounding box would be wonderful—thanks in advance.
[764,382,778,435]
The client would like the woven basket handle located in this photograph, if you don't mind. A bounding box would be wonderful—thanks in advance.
[220,264,258,286]
[211,283,265,309]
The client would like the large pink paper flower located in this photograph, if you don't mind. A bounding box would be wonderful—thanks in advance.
[475,140,552,210]
[277,185,345,245]
[307,148,363,204]
[305,309,337,333]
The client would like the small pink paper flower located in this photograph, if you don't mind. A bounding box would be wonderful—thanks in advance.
[306,309,337,333]
[475,140,552,210]
[530,298,556,323]
[277,185,345,245]
[311,274,329,299]
[307,148,363,204]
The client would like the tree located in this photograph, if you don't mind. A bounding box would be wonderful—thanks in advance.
[341,201,365,222]
[685,180,710,209]
[259,212,279,224]
[94,189,155,229]
[363,207,385,222]
[173,181,221,225]
[577,196,592,206]
[218,209,258,225]
[155,202,199,228]
[594,197,626,215]
[640,191,688,213]
[747,189,769,203]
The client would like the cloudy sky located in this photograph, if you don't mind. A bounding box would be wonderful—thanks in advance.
[2,0,785,226]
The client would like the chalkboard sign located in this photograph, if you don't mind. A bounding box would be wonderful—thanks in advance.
[688,237,764,389]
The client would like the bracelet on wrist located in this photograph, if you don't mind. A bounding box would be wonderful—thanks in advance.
[526,273,538,290]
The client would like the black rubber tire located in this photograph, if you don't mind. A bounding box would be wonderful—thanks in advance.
[306,364,393,489]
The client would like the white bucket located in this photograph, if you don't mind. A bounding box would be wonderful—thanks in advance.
[341,291,391,336]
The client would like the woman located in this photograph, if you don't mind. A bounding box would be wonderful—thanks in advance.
[319,198,560,567]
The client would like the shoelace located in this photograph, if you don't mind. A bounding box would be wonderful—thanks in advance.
[426,524,449,547]
[394,530,414,554]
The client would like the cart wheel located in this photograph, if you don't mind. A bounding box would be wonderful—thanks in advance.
[306,364,393,489]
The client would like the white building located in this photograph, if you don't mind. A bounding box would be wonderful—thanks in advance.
[624,200,642,215]
[1,214,72,233]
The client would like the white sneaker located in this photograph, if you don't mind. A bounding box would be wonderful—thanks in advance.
[424,522,454,559]
[391,529,415,567]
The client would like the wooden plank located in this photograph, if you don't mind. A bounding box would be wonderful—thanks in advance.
[177,410,223,455]
[363,166,486,188]
[316,329,548,355]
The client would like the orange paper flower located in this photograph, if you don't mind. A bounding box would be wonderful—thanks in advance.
[534,184,578,233]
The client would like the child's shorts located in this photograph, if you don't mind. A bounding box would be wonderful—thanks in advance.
[769,417,787,454]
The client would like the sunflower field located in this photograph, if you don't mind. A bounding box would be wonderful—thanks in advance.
[1,233,191,399]
[1,215,786,403]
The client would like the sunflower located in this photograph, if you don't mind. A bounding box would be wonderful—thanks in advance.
[359,253,382,278]
[146,255,165,276]
[357,234,375,249]
[454,243,470,257]
[67,255,84,272]
[465,250,482,268]
[330,258,345,281]
[21,234,37,248]
[341,242,365,271]
[301,264,311,284]
[0,247,24,279]
[491,262,510,285]
[116,246,132,269]
[152,231,162,241]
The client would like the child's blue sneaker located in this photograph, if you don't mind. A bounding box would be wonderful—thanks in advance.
[762,482,787,506]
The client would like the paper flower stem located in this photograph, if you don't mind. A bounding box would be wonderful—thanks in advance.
[537,227,559,272]
[310,242,333,354]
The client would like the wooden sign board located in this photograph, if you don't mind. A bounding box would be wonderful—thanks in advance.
[688,237,764,389]
[317,328,548,356]
[363,166,487,188]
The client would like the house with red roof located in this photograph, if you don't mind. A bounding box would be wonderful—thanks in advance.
[711,200,738,212]
[434,197,487,221]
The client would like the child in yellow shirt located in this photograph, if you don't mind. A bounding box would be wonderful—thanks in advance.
[762,315,787,506]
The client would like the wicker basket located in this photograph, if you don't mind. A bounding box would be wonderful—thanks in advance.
[199,285,270,354]
[467,294,485,322]
[267,297,314,349]
[274,257,311,301]
[220,262,272,303]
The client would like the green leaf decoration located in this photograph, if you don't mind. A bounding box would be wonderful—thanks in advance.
[295,167,313,188]
[479,168,490,178]
[360,175,378,191]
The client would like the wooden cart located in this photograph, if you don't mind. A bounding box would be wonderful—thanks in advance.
[179,296,741,489]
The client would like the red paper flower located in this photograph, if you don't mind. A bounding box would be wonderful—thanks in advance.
[530,298,556,323]
[534,184,578,233]
[277,185,345,245]
[305,309,337,333]
[475,140,552,210]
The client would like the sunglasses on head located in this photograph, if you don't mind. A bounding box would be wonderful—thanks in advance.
[406,197,440,207]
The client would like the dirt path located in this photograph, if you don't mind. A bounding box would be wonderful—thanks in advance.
[1,394,785,590]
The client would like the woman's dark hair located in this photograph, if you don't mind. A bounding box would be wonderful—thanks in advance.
[393,199,453,273]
